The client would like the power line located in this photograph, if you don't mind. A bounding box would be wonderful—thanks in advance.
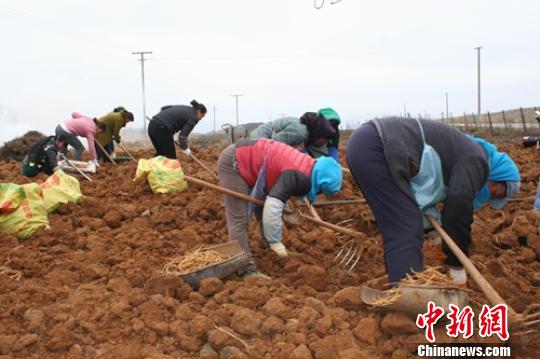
[132,51,152,132]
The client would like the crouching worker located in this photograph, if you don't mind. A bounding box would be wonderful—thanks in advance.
[217,138,343,278]
[346,117,520,286]
[22,135,67,177]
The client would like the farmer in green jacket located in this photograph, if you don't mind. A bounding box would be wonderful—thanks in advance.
[95,107,134,161]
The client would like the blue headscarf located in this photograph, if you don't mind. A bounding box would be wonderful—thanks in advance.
[468,136,521,209]
[308,157,343,202]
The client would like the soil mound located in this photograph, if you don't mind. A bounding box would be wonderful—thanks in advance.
[0,131,46,161]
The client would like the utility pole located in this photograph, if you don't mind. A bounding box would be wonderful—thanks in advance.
[231,94,242,126]
[474,46,482,115]
[213,106,217,133]
[132,51,152,132]
[445,92,449,119]
[403,103,407,117]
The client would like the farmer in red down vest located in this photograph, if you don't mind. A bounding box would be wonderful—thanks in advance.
[217,138,343,278]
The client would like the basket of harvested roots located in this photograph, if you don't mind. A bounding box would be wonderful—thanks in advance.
[361,267,469,317]
[163,240,250,288]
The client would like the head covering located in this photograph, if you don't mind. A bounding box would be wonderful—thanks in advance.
[300,112,336,146]
[468,135,521,209]
[318,107,341,125]
[308,156,343,202]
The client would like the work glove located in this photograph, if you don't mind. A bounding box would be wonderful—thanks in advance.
[182,148,191,157]
[93,159,100,168]
[263,196,286,246]
[269,242,288,257]
[447,266,467,287]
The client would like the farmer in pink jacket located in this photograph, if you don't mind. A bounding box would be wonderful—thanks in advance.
[55,112,106,164]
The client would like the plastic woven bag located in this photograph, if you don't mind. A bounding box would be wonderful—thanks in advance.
[0,183,25,215]
[134,156,188,193]
[0,183,49,239]
[40,170,82,213]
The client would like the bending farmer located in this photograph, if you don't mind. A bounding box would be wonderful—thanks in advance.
[249,112,336,159]
[55,112,106,165]
[217,138,342,278]
[95,107,134,161]
[148,100,207,159]
[346,117,520,286]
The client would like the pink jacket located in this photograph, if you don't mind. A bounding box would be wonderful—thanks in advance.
[64,112,97,160]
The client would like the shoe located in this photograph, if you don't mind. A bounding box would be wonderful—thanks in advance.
[239,269,271,281]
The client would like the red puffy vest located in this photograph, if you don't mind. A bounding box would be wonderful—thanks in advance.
[235,139,315,189]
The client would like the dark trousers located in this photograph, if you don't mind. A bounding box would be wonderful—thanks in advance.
[148,120,176,159]
[95,141,114,162]
[346,123,424,283]
[55,125,84,160]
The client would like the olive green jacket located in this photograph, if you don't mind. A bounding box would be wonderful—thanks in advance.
[96,111,127,146]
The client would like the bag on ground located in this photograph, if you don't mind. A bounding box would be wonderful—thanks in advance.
[0,183,49,239]
[40,170,82,213]
[134,156,188,193]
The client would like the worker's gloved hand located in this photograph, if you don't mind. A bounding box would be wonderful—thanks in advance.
[263,196,286,245]
[182,148,191,157]
[93,159,100,168]
[269,242,288,257]
[448,266,467,287]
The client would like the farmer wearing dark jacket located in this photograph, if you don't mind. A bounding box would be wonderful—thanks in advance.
[346,117,520,286]
[22,135,67,177]
[300,112,336,158]
[148,100,207,159]
[217,138,342,278]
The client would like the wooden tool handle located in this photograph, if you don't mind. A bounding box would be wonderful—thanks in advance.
[190,153,219,180]
[119,143,136,161]
[184,175,366,239]
[94,138,117,166]
[427,215,517,319]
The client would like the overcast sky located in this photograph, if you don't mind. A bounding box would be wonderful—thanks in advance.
[1,0,539,144]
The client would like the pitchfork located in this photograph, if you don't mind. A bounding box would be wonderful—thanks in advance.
[301,198,364,271]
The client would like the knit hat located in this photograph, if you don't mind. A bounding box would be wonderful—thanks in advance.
[318,107,341,125]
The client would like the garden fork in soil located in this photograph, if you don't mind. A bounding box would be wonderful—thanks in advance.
[333,219,364,271]
[301,198,363,271]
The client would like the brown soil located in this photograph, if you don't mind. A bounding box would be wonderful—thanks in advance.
[0,131,46,162]
[0,138,538,358]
